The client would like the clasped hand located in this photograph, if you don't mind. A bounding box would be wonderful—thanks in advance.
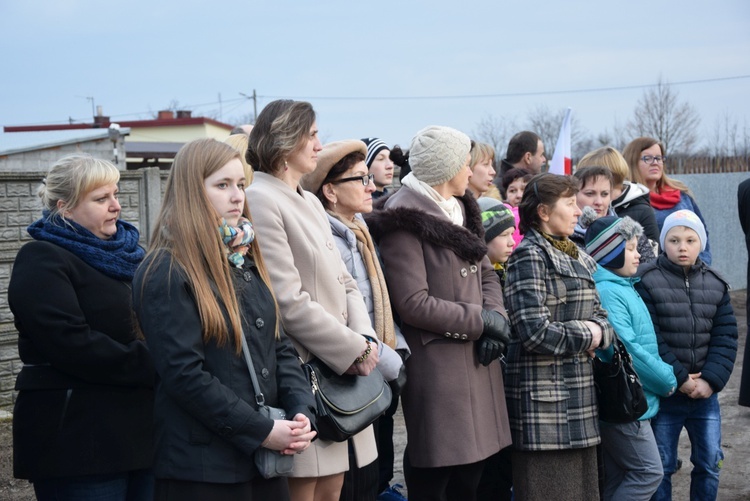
[261,413,316,455]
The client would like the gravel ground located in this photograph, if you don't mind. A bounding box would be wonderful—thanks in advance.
[2,291,749,500]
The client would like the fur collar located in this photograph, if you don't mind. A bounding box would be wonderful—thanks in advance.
[364,189,488,263]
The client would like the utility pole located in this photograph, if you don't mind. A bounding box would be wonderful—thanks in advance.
[240,90,258,124]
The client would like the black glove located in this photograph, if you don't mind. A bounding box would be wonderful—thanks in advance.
[389,364,407,396]
[476,310,511,366]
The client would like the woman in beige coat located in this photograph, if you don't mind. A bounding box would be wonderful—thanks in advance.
[245,100,380,501]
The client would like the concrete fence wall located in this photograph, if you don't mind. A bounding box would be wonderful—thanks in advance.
[0,168,167,410]
[0,171,747,410]
[674,172,750,290]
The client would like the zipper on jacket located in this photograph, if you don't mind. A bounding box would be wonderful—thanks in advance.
[58,389,72,431]
[685,274,696,371]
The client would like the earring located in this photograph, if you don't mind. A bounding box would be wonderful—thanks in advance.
[284,160,289,172]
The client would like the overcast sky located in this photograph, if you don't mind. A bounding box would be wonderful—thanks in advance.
[2,1,749,152]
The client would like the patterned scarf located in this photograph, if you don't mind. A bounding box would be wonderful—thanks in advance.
[540,231,579,259]
[330,212,397,348]
[26,211,145,281]
[219,217,255,268]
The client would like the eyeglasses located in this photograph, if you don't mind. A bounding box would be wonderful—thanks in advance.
[641,155,667,164]
[331,174,374,186]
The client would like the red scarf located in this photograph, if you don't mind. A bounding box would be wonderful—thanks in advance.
[650,186,681,210]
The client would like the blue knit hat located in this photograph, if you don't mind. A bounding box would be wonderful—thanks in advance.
[584,213,643,269]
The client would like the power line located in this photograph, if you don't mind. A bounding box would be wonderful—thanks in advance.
[258,74,750,101]
[11,75,749,126]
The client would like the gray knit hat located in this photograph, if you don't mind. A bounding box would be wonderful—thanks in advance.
[408,126,471,186]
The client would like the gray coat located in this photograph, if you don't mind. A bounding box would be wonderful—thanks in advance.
[503,229,614,451]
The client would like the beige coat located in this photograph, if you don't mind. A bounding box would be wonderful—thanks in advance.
[247,172,377,476]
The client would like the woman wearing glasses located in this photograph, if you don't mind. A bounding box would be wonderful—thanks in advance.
[246,101,381,501]
[623,137,711,263]
[301,140,407,501]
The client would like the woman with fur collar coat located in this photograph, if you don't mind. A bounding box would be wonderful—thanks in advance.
[366,126,511,501]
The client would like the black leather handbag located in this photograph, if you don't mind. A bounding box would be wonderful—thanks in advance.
[302,357,392,442]
[593,335,649,423]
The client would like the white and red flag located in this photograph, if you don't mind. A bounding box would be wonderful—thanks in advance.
[549,107,572,175]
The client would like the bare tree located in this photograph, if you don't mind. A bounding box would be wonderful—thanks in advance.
[626,78,700,155]
[472,114,517,160]
[596,118,629,151]
[525,105,591,161]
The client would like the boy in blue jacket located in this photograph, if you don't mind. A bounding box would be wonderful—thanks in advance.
[635,209,737,501]
[585,214,677,501]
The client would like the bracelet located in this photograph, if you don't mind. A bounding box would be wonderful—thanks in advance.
[354,339,372,364]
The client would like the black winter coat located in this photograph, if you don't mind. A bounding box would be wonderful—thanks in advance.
[133,251,316,483]
[612,183,660,243]
[9,241,155,480]
[636,254,737,392]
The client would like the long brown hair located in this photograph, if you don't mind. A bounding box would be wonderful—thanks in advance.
[143,138,278,352]
[622,137,691,195]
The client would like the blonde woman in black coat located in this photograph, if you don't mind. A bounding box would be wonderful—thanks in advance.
[134,139,316,501]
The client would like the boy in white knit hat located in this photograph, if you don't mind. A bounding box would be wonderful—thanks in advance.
[635,209,738,500]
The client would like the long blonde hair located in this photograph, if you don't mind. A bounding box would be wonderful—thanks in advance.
[144,138,278,352]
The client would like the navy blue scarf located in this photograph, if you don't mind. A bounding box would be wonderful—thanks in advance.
[27,211,145,281]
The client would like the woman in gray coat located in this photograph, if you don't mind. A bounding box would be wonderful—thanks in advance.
[301,139,408,500]
[503,173,614,501]
[366,126,512,501]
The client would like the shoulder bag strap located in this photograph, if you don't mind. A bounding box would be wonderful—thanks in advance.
[240,331,266,407]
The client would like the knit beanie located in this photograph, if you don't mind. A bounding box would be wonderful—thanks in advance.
[659,209,707,251]
[584,213,643,269]
[408,126,472,186]
[478,197,515,243]
[361,138,389,168]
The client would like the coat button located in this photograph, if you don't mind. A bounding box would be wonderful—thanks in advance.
[453,333,460,339]
[470,265,478,274]
[338,275,344,284]
[255,318,265,328]
[342,311,348,321]
[461,334,468,340]
[261,368,270,379]
[445,332,452,338]
[326,241,333,249]
[220,426,233,436]
[460,268,468,277]
[243,271,252,282]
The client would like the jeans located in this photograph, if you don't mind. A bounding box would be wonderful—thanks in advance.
[600,419,662,500]
[651,393,723,501]
[33,469,154,501]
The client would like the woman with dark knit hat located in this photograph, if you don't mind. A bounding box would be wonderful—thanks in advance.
[365,125,511,501]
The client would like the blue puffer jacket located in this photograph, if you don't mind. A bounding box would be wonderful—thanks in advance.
[635,254,737,392]
[593,266,676,420]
